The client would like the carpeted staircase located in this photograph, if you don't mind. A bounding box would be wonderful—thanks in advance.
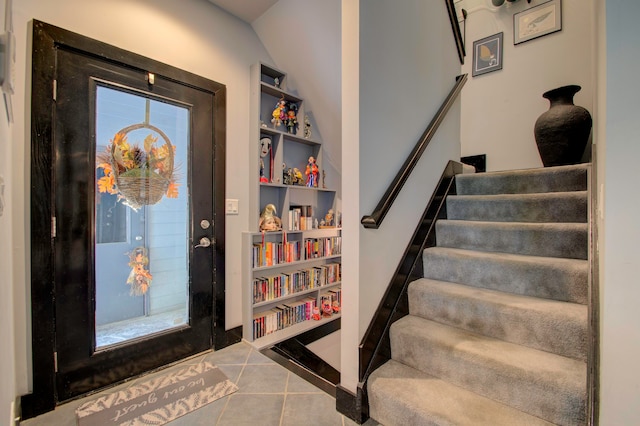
[367,164,590,426]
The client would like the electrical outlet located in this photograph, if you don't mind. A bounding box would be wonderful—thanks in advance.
[225,199,239,215]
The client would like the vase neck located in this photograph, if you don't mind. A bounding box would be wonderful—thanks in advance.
[543,85,581,107]
[548,95,575,107]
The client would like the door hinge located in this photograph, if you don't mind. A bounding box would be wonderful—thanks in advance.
[53,79,57,101]
[51,216,56,238]
[53,351,58,373]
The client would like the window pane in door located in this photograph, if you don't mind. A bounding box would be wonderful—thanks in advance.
[94,84,190,348]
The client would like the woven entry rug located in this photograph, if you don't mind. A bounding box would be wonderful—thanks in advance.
[76,361,238,426]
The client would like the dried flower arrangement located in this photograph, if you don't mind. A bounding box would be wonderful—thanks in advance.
[126,247,152,296]
[96,124,179,210]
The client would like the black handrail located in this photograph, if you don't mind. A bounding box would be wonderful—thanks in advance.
[445,0,466,64]
[361,74,467,229]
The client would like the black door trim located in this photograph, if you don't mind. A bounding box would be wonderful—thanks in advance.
[22,20,230,419]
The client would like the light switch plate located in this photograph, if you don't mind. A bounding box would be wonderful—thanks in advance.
[225,198,239,215]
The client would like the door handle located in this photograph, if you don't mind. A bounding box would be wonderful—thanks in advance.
[194,237,212,248]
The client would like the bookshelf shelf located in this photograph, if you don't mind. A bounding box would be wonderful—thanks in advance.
[244,62,342,348]
[249,314,341,351]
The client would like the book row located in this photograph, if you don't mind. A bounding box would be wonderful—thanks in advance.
[252,287,342,339]
[252,236,342,268]
[253,263,341,304]
[253,297,316,339]
[304,236,342,260]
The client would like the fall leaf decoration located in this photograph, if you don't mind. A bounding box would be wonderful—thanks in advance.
[96,123,178,209]
[126,247,152,296]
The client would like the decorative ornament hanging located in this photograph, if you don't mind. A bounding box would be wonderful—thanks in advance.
[126,246,152,296]
[96,123,179,210]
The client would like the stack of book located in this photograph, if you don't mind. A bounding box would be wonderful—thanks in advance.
[289,205,313,231]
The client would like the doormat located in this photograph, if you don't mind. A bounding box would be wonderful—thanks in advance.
[76,361,238,426]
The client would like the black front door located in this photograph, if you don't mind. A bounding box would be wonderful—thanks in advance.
[26,20,228,414]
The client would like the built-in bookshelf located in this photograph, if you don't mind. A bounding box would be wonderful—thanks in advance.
[248,62,338,233]
[242,228,341,349]
[244,63,341,348]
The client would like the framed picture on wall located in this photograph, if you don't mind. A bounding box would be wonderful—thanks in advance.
[514,0,562,45]
[472,32,503,77]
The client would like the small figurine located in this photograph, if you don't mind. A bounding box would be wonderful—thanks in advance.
[332,300,341,313]
[285,103,298,134]
[259,137,271,183]
[322,170,326,188]
[312,306,321,321]
[305,156,319,188]
[314,218,318,229]
[324,209,334,227]
[283,164,293,185]
[292,168,304,185]
[303,114,312,139]
[259,204,282,232]
[273,77,280,88]
[322,300,333,318]
[271,98,286,128]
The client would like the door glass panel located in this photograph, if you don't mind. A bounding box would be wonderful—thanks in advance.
[95,85,190,348]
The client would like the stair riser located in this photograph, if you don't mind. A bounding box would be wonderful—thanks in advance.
[455,164,588,195]
[390,321,587,425]
[446,192,588,223]
[423,248,588,304]
[436,220,588,259]
[408,279,588,361]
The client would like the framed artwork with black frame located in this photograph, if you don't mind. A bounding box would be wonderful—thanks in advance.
[514,0,562,45]
[472,32,503,77]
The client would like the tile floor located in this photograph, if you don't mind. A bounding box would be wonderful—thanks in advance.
[21,341,377,426]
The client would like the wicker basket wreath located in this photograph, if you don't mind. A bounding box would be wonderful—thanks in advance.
[97,123,178,209]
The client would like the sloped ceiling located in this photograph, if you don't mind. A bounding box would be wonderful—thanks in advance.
[252,0,342,178]
[205,0,342,182]
[205,0,278,23]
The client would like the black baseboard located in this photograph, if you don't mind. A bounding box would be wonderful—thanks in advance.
[461,154,486,173]
[216,325,242,349]
[262,318,341,396]
[336,385,369,424]
[262,345,338,396]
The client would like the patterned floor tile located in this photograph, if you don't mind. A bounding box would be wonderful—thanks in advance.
[216,393,285,426]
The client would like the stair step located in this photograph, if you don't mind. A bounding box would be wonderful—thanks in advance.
[446,191,588,223]
[390,316,587,425]
[455,164,588,195]
[408,278,588,360]
[423,247,588,304]
[436,219,588,259]
[368,359,555,426]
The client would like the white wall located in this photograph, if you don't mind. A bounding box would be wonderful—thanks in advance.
[0,1,17,423]
[340,0,360,394]
[600,0,640,423]
[12,0,272,395]
[459,0,594,171]
[340,0,462,393]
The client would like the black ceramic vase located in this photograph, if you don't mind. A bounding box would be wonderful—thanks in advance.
[534,85,592,167]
